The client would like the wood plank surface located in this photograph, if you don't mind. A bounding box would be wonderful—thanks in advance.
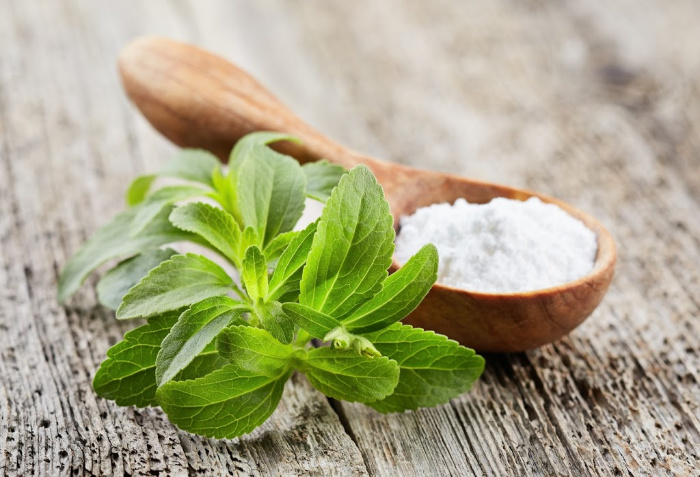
[1,0,699,475]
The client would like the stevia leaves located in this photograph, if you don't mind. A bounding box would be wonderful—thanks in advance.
[255,300,294,345]
[236,145,306,247]
[116,253,233,319]
[160,149,221,186]
[300,347,399,403]
[228,132,300,173]
[361,324,485,413]
[241,246,268,302]
[282,303,341,340]
[156,296,249,387]
[267,221,317,301]
[262,230,299,267]
[342,244,438,334]
[302,160,347,202]
[57,206,196,303]
[130,185,207,236]
[169,202,242,267]
[217,325,293,377]
[156,364,292,439]
[126,174,156,207]
[93,309,180,407]
[97,248,178,311]
[124,150,219,208]
[175,345,228,382]
[225,133,299,226]
[300,165,394,319]
[72,133,487,442]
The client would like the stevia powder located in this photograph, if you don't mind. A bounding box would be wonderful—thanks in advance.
[394,197,597,293]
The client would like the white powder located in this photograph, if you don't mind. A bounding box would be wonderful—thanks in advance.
[394,197,597,293]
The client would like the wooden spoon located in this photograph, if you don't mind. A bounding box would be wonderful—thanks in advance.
[118,37,616,352]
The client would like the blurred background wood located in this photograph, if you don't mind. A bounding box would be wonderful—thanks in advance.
[1,0,698,475]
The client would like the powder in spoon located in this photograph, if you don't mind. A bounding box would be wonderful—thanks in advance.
[394,197,597,293]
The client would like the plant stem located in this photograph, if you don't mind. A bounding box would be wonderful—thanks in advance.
[231,283,251,303]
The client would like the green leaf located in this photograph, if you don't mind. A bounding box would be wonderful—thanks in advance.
[299,347,399,403]
[254,301,294,345]
[302,161,346,202]
[130,185,206,236]
[239,226,260,256]
[57,206,197,303]
[281,303,341,339]
[342,244,438,334]
[169,202,242,267]
[97,248,177,310]
[174,343,229,382]
[116,253,234,319]
[156,296,249,387]
[160,149,220,186]
[236,145,306,247]
[156,364,292,439]
[362,324,485,413]
[228,132,301,173]
[241,246,268,302]
[93,309,180,407]
[126,174,156,207]
[209,166,243,224]
[216,325,293,377]
[125,150,219,213]
[300,165,394,318]
[226,133,301,226]
[263,230,299,267]
[267,221,317,301]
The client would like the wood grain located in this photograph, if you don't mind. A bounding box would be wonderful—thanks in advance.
[0,1,366,475]
[1,0,699,475]
[292,1,700,475]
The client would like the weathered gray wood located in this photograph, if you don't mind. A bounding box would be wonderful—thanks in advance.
[1,0,699,476]
[0,1,367,475]
[287,1,700,475]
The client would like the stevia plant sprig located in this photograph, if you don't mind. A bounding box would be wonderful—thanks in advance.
[58,133,485,439]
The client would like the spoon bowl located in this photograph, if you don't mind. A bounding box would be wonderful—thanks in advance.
[118,37,616,352]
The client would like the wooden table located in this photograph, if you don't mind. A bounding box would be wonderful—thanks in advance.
[1,1,699,475]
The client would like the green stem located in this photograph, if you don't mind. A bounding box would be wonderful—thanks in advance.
[207,185,243,226]
[231,283,251,303]
[248,309,261,328]
[205,191,234,215]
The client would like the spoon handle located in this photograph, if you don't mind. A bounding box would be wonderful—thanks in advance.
[119,37,377,170]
